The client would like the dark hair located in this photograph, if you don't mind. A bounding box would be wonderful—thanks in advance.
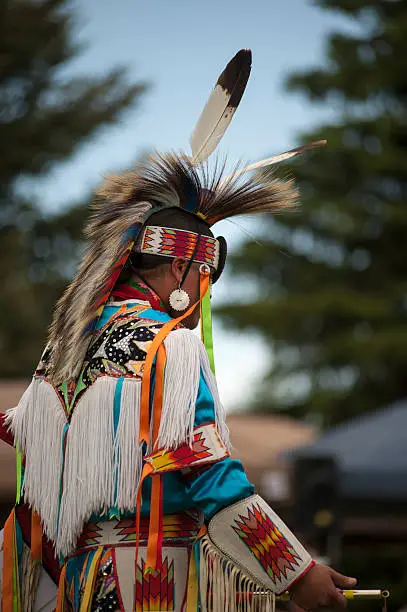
[129,207,214,271]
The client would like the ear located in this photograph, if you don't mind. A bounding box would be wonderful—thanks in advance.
[171,257,188,284]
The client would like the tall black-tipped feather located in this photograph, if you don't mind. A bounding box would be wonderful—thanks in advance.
[190,49,252,164]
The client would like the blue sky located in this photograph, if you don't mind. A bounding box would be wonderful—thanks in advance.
[30,0,356,411]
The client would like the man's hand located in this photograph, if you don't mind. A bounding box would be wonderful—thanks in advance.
[288,563,357,610]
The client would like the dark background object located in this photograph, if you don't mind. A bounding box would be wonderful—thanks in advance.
[292,455,342,564]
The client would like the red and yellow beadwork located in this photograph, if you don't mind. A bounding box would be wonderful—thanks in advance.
[140,226,220,270]
[233,502,302,585]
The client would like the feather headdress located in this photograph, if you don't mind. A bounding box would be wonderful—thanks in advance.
[46,153,298,384]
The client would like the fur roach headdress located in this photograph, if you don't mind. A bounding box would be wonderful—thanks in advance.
[46,154,298,384]
[44,49,325,384]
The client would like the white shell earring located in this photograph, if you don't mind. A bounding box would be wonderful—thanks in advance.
[169,287,190,311]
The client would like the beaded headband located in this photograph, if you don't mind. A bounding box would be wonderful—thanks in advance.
[138,226,220,270]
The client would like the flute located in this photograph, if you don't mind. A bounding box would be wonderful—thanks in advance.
[341,591,390,600]
[249,590,391,601]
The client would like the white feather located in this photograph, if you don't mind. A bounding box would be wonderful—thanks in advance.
[190,49,252,164]
[228,140,328,181]
[191,84,236,164]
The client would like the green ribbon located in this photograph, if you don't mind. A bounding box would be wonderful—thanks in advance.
[201,284,216,375]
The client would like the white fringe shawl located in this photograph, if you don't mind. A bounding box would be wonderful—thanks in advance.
[5,379,67,544]
[199,535,275,612]
[5,328,230,558]
[56,377,142,557]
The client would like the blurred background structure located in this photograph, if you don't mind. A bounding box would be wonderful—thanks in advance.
[1,0,407,609]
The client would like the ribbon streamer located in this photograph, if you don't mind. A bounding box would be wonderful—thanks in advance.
[200,273,215,374]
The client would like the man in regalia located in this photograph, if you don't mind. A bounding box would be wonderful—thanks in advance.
[0,50,356,611]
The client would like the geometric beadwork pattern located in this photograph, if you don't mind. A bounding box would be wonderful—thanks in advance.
[232,502,302,585]
[113,514,201,545]
[134,557,174,611]
[76,510,202,549]
[76,522,104,549]
[141,226,220,270]
[35,300,163,412]
[67,314,166,411]
[145,423,229,473]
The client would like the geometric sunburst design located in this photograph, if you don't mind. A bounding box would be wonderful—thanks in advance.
[135,556,174,611]
[233,503,302,585]
[145,424,228,473]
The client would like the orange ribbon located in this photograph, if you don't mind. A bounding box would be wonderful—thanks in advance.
[145,474,163,572]
[145,343,166,572]
[55,564,67,612]
[135,343,166,575]
[136,270,210,579]
[139,272,210,446]
[2,510,16,612]
[151,343,166,447]
[134,462,154,570]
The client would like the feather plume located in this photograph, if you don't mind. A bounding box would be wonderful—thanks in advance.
[199,157,298,225]
[46,152,297,385]
[47,201,152,385]
[229,140,327,179]
[100,153,298,227]
[190,49,252,164]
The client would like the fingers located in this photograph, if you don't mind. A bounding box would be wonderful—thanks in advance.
[289,564,358,611]
[330,587,348,608]
[329,569,357,589]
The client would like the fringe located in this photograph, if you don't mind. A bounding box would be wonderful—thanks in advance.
[5,379,68,544]
[57,377,117,557]
[157,329,230,451]
[158,329,201,449]
[57,377,146,557]
[198,341,231,450]
[114,379,143,510]
[5,331,231,558]
[199,535,275,612]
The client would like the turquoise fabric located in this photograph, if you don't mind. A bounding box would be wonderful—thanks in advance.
[94,302,254,521]
[140,307,173,322]
[140,374,254,518]
[96,301,172,330]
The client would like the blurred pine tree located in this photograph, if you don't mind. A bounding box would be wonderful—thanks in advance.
[0,0,147,376]
[217,0,407,427]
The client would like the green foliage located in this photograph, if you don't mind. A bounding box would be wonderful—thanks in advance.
[217,0,407,427]
[0,0,148,376]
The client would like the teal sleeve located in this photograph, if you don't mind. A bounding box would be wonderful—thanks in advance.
[185,373,255,519]
[185,457,254,519]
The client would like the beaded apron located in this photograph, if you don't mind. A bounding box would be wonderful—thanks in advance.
[62,510,203,612]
